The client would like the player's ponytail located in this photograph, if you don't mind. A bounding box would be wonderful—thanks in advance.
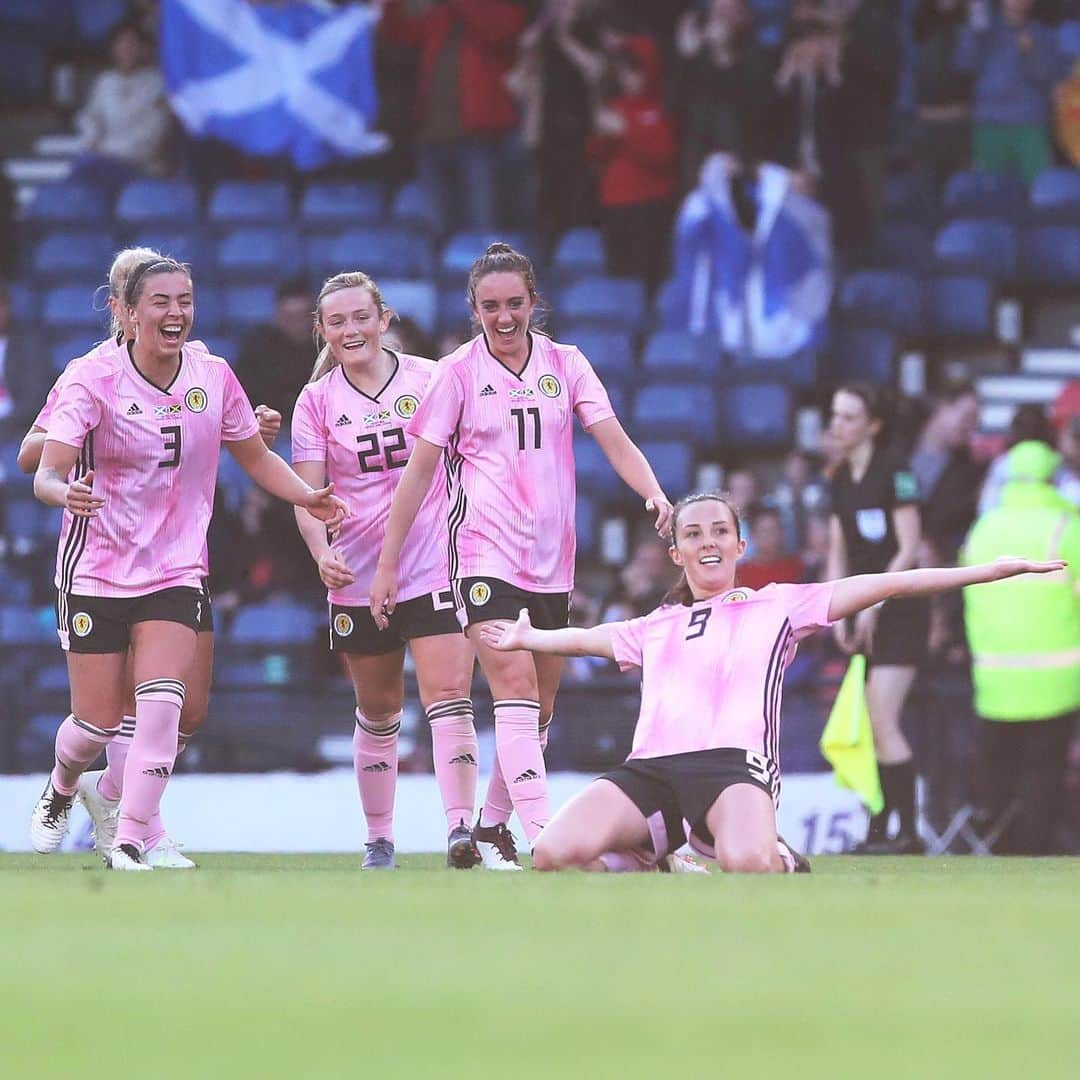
[311,270,389,382]
[661,491,743,607]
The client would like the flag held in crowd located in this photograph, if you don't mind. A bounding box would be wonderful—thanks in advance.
[160,0,388,171]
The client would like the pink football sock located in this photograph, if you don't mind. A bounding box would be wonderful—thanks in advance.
[426,698,478,831]
[493,699,548,844]
[115,679,185,851]
[98,715,135,802]
[480,714,550,829]
[353,709,400,842]
[51,715,116,796]
[141,733,192,851]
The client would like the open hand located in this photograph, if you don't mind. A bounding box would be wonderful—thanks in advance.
[990,556,1066,579]
[477,608,534,652]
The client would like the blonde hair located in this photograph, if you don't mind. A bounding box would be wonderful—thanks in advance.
[310,270,389,382]
[106,246,162,338]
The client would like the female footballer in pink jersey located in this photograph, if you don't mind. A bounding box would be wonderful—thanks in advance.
[30,256,345,870]
[370,242,672,868]
[19,247,281,868]
[480,492,1065,873]
[292,271,480,871]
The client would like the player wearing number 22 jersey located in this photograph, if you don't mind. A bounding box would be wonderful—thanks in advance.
[47,342,258,602]
[291,353,449,607]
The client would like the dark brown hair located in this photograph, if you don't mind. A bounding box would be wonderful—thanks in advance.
[835,381,894,444]
[661,492,742,607]
[465,241,547,331]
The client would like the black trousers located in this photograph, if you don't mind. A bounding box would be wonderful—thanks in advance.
[974,713,1077,854]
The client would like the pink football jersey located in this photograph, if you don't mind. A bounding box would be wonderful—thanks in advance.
[291,353,450,606]
[406,333,615,592]
[609,583,836,780]
[46,343,258,597]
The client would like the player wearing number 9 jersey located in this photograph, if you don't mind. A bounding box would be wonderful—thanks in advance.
[32,257,346,871]
[291,271,480,871]
[371,242,673,867]
[479,491,1065,873]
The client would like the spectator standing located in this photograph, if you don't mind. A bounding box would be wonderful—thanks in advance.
[233,280,316,427]
[962,439,1080,853]
[737,504,806,589]
[977,402,1057,514]
[671,0,778,192]
[380,0,526,232]
[71,20,173,192]
[586,37,678,293]
[954,0,1070,183]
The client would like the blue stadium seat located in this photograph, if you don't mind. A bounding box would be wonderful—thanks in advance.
[216,227,304,283]
[33,662,71,693]
[0,604,56,644]
[5,497,58,544]
[640,330,721,380]
[943,170,1025,220]
[437,284,470,333]
[560,327,635,385]
[72,0,128,43]
[217,452,253,511]
[391,181,440,234]
[552,228,606,279]
[1059,20,1080,59]
[0,40,48,105]
[116,179,200,228]
[881,171,937,223]
[23,183,111,228]
[838,270,922,335]
[632,383,716,444]
[381,280,438,336]
[1018,226,1080,286]
[51,333,97,373]
[559,276,648,333]
[299,181,385,227]
[831,325,898,384]
[575,493,597,557]
[1029,168,1080,224]
[864,222,934,272]
[0,565,32,606]
[230,601,321,644]
[32,229,117,284]
[333,226,434,278]
[636,440,694,495]
[933,220,1016,281]
[223,285,277,328]
[202,336,238,364]
[129,228,212,273]
[716,381,793,450]
[652,278,684,331]
[208,181,292,227]
[923,275,994,339]
[574,435,617,496]
[191,288,224,335]
[215,659,276,688]
[43,285,109,338]
[440,231,533,277]
[725,349,818,389]
[604,383,628,419]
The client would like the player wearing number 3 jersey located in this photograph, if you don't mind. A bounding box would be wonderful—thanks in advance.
[479,492,1066,874]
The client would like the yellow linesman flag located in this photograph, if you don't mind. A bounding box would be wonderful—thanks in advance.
[819,655,883,815]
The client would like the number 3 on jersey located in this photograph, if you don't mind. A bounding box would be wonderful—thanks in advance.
[159,425,181,468]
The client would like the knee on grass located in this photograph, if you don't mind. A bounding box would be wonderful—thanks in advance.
[532,837,593,872]
[714,841,780,874]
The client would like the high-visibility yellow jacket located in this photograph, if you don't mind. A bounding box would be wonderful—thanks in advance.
[962,442,1080,722]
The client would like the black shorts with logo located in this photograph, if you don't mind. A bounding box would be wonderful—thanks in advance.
[331,587,461,656]
[600,748,780,858]
[455,576,571,631]
[58,586,204,654]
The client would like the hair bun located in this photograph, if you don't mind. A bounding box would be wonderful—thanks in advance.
[485,241,514,256]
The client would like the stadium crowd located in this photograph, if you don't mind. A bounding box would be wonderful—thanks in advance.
[1,0,1079,855]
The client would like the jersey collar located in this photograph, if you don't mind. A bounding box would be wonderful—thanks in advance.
[127,340,184,394]
[340,348,400,402]
[483,331,533,381]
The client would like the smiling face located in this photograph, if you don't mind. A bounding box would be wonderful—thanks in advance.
[129,270,193,361]
[472,271,535,364]
[669,498,745,598]
[319,285,391,370]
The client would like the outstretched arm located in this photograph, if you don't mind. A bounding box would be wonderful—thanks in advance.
[589,417,672,535]
[478,608,617,660]
[827,557,1066,623]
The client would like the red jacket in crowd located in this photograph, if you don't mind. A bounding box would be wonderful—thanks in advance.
[380,0,526,137]
[586,37,678,208]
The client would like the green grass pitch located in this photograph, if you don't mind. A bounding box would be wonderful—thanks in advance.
[1,853,1077,1079]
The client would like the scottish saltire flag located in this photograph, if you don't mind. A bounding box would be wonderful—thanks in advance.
[160,0,388,171]
[672,157,832,360]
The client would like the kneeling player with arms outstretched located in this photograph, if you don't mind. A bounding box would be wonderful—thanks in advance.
[480,492,1066,874]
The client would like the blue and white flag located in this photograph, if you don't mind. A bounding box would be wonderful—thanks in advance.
[160,0,388,171]
[672,158,833,361]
